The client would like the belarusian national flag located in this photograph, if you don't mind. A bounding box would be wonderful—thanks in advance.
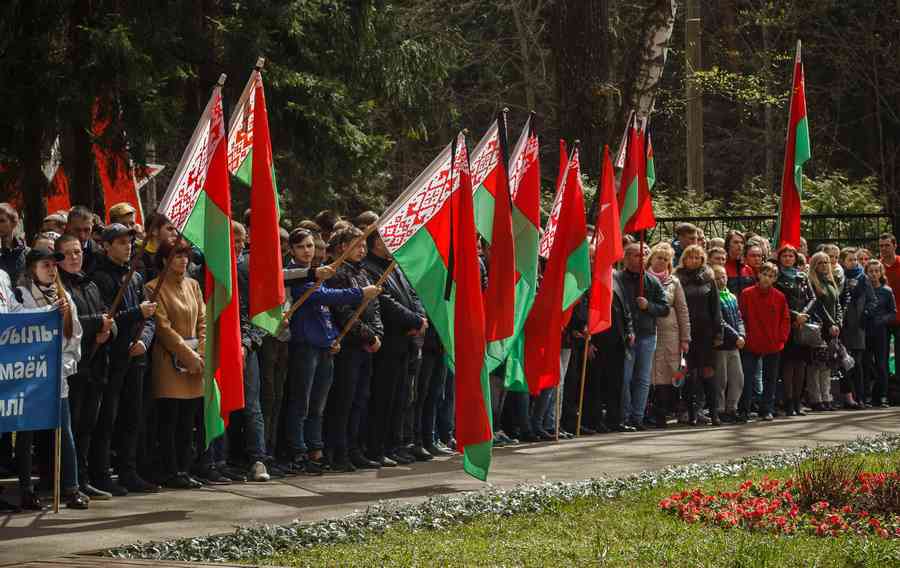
[470,116,516,369]
[377,132,492,480]
[159,77,244,445]
[775,40,811,250]
[523,145,591,395]
[588,145,624,334]
[503,115,541,393]
[618,121,656,232]
[227,62,285,335]
[646,135,656,191]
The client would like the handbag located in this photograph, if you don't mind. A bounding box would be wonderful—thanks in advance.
[172,337,200,373]
[794,322,824,348]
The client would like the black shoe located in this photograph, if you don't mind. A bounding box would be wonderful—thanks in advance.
[164,473,201,489]
[385,451,414,465]
[735,413,749,424]
[579,426,597,436]
[881,400,891,408]
[395,447,418,463]
[592,423,611,433]
[536,430,555,441]
[330,460,357,473]
[20,490,45,511]
[410,445,434,461]
[425,444,455,456]
[296,460,321,476]
[80,483,113,500]
[377,455,398,468]
[519,432,542,443]
[711,416,721,426]
[120,473,161,493]
[612,424,636,433]
[631,423,647,432]
[762,413,774,421]
[64,490,89,510]
[219,466,248,482]
[93,478,128,497]
[350,452,381,469]
[194,466,231,485]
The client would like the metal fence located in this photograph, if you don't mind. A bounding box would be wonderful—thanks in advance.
[646,213,895,252]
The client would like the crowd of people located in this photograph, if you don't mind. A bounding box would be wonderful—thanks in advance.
[0,201,897,513]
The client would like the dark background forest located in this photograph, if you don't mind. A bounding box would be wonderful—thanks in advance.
[1,0,898,236]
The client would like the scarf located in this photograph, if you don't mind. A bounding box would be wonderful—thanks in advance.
[648,268,669,283]
[30,281,59,308]
[780,266,799,280]
[719,287,736,304]
[844,266,864,281]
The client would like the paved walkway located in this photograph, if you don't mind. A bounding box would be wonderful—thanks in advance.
[1,409,898,565]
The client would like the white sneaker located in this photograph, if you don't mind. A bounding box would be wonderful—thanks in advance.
[250,461,270,482]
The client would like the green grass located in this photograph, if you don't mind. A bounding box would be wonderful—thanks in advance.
[258,454,900,568]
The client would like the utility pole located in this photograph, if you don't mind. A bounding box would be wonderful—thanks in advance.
[685,0,704,196]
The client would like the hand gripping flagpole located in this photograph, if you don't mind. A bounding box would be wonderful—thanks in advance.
[331,260,395,347]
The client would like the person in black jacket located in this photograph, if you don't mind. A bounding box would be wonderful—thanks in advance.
[362,232,428,464]
[56,235,117,500]
[0,202,27,284]
[592,276,635,431]
[65,206,101,276]
[674,245,723,425]
[89,223,158,495]
[774,245,816,416]
[232,222,272,481]
[865,260,896,407]
[325,227,384,471]
[838,247,876,410]
[617,243,670,429]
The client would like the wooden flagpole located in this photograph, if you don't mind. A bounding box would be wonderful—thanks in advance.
[332,260,395,346]
[282,222,380,327]
[575,331,590,437]
[53,427,61,513]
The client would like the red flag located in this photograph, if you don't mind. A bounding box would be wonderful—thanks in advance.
[618,123,656,233]
[588,145,623,334]
[92,104,144,225]
[246,70,285,334]
[524,147,591,395]
[775,41,811,250]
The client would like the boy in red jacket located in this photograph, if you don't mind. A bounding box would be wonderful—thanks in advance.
[738,262,791,422]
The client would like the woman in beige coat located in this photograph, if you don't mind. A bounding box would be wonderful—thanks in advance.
[146,239,206,489]
[646,243,690,428]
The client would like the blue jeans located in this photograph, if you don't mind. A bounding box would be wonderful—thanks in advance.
[740,351,780,415]
[287,343,334,455]
[623,334,657,425]
[540,349,572,432]
[242,350,266,462]
[60,398,78,491]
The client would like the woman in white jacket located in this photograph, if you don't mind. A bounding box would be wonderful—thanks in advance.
[14,247,87,510]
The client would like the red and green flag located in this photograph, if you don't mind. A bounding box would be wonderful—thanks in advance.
[775,40,811,250]
[524,144,591,395]
[159,77,244,445]
[618,121,656,233]
[377,132,492,480]
[588,145,624,334]
[503,115,542,393]
[470,116,516,370]
[227,62,285,335]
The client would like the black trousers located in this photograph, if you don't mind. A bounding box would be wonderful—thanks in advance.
[599,343,627,427]
[67,371,103,485]
[400,347,423,446]
[418,349,447,446]
[90,355,146,481]
[867,331,890,403]
[157,397,201,477]
[326,347,371,463]
[562,343,585,432]
[368,342,410,458]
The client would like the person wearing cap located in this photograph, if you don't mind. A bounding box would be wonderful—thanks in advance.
[56,233,117,500]
[108,202,137,229]
[15,247,88,510]
[66,206,100,276]
[89,223,158,495]
[41,212,68,235]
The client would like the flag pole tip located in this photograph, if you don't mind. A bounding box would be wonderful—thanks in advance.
[502,106,510,114]
[255,56,266,70]
[462,128,470,136]
[217,73,227,86]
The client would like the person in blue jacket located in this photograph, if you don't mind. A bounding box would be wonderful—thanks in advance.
[284,229,381,474]
[865,259,896,408]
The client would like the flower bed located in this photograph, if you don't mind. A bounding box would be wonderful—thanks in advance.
[659,471,900,538]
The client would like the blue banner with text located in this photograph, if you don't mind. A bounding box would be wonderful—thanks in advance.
[0,309,62,433]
